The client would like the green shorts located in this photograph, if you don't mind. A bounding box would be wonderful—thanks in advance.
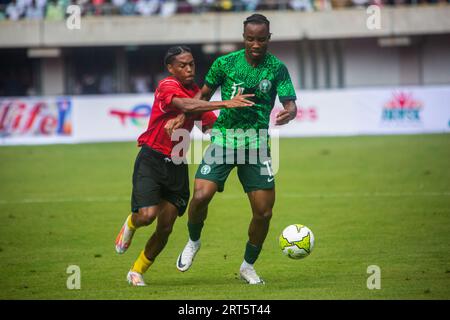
[195,144,275,193]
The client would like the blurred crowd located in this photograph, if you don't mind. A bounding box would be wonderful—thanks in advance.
[0,0,449,21]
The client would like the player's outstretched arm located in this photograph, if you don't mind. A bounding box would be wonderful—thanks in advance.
[275,100,297,125]
[164,85,219,136]
[170,93,255,113]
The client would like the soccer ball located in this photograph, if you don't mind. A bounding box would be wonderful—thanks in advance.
[279,224,315,259]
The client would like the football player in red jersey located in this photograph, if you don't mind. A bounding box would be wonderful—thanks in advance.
[115,46,254,286]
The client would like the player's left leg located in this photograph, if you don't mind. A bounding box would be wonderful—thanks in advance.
[239,189,275,284]
[237,157,275,285]
[127,200,179,286]
[143,200,179,261]
[247,189,275,247]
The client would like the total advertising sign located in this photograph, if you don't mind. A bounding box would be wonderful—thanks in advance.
[0,95,154,145]
[73,95,153,143]
[0,86,449,145]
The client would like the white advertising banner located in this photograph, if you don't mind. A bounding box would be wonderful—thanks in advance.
[269,86,450,137]
[0,97,73,145]
[1,86,449,146]
[73,94,154,143]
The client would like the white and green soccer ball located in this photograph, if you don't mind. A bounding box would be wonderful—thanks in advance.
[279,224,315,259]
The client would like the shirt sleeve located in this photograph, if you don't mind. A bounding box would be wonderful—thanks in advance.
[156,80,190,112]
[276,63,297,103]
[199,111,217,131]
[192,111,217,132]
[204,57,226,90]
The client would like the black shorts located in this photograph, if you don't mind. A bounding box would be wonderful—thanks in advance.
[131,145,189,216]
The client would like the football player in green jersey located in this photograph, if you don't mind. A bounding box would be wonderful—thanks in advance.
[176,13,298,284]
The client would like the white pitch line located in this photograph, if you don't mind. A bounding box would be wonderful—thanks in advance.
[0,196,129,205]
[0,192,449,205]
[221,192,450,199]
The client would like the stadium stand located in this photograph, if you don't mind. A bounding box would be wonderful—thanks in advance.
[1,0,449,21]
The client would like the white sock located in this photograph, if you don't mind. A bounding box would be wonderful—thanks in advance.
[240,260,254,270]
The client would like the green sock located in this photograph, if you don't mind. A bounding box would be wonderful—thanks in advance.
[244,242,262,265]
[188,221,204,242]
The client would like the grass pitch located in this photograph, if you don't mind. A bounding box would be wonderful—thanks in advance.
[0,134,449,300]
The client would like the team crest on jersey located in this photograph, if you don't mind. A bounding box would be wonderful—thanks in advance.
[200,165,211,175]
[259,79,272,93]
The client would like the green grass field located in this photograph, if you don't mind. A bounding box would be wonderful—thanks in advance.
[0,134,449,300]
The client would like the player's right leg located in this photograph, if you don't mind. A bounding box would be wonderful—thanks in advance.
[177,145,233,272]
[115,206,158,254]
[115,146,162,254]
[176,178,217,272]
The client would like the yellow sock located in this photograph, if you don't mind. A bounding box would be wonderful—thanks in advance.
[131,251,153,274]
[127,214,136,231]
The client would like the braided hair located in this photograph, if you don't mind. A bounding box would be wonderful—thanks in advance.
[164,46,192,65]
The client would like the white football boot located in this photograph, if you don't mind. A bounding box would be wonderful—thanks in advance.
[126,270,146,286]
[115,215,136,254]
[176,239,201,272]
[239,261,265,285]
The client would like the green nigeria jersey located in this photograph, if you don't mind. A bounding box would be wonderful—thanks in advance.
[205,49,296,149]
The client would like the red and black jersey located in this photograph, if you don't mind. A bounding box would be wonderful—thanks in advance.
[138,76,217,157]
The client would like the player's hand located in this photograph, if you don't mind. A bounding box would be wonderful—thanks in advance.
[225,92,255,109]
[275,109,293,125]
[165,113,186,137]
